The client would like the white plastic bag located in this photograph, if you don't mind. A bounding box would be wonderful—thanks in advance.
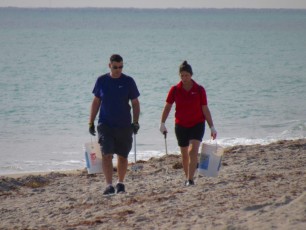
[84,141,102,174]
[198,141,223,177]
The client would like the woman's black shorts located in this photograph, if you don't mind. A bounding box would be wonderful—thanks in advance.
[175,122,205,147]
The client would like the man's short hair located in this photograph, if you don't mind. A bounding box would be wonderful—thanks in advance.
[110,54,123,63]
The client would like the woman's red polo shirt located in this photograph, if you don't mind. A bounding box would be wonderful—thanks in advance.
[166,80,207,128]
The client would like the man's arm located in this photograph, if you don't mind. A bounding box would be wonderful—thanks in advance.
[89,96,101,124]
[131,98,140,123]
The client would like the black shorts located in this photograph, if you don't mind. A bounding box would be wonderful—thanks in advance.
[175,122,205,147]
[97,124,133,158]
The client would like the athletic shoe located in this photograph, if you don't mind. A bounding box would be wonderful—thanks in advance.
[103,185,115,195]
[116,183,125,194]
[185,180,195,186]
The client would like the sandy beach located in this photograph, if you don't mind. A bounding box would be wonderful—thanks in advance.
[1,139,305,229]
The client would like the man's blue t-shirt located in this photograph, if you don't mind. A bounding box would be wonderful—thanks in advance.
[92,73,140,127]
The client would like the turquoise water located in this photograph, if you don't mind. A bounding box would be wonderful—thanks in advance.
[1,8,306,175]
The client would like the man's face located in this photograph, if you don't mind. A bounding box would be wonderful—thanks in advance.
[109,61,123,78]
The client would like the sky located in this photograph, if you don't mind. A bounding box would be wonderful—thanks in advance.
[0,0,306,9]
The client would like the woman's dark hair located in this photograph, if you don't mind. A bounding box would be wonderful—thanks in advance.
[110,54,123,63]
[179,60,193,75]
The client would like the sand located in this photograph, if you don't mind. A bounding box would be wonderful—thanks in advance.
[0,139,305,229]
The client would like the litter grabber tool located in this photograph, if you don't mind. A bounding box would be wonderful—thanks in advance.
[131,133,143,171]
[163,131,168,155]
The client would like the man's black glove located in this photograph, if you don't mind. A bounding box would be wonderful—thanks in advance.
[131,122,140,134]
[89,123,96,136]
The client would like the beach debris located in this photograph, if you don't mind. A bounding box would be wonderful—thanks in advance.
[0,175,49,191]
[0,172,68,193]
[22,175,50,188]
[131,163,143,171]
[172,162,182,169]
[0,177,23,192]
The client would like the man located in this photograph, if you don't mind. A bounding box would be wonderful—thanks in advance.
[89,54,140,195]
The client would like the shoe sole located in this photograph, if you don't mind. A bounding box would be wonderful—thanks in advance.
[103,193,115,197]
[116,191,125,194]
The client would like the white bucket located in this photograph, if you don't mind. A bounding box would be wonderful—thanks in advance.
[198,142,223,177]
[84,141,103,174]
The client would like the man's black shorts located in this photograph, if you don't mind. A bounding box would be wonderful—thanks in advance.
[97,124,133,158]
[175,122,205,147]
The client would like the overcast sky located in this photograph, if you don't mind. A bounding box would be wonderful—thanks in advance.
[1,0,306,9]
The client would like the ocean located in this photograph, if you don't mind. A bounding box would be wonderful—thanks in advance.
[0,8,305,175]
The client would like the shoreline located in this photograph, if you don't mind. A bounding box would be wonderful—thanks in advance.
[1,137,304,178]
[1,139,305,229]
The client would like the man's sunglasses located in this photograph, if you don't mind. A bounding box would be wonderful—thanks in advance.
[112,65,123,70]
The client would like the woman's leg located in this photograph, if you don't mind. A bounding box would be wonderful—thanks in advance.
[188,140,201,180]
[180,146,189,178]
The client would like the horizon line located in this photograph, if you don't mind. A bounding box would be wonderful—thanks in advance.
[1,6,306,10]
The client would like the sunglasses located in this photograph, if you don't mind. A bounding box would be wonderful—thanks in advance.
[112,65,123,70]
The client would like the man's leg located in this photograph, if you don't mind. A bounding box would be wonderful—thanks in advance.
[102,154,113,185]
[117,155,128,183]
[115,155,128,194]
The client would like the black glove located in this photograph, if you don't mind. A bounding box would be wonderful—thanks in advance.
[89,123,96,136]
[131,122,140,134]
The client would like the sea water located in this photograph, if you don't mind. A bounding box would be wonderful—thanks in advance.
[0,8,305,175]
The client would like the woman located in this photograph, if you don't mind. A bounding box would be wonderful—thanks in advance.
[160,61,217,186]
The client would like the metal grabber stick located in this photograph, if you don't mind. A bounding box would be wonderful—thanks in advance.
[131,133,143,172]
[163,131,168,155]
[134,133,137,163]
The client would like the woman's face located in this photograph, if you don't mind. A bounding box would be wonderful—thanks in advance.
[180,71,192,84]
